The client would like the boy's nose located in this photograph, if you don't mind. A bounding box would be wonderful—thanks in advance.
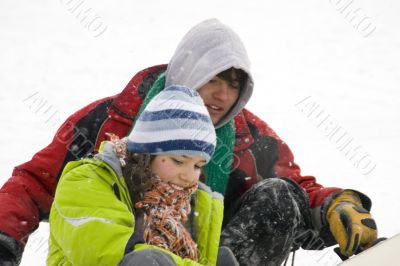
[214,82,229,101]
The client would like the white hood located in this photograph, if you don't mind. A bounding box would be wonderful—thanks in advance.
[165,18,254,128]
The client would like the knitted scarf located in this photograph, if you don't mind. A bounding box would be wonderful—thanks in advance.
[132,73,235,194]
[135,177,198,261]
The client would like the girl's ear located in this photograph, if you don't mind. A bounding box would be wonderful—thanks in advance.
[199,171,206,183]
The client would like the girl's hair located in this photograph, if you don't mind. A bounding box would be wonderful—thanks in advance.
[217,67,248,90]
[122,152,154,206]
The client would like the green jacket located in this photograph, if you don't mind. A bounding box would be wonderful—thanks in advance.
[47,142,224,266]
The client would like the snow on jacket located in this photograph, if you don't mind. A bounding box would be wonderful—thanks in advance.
[48,141,224,266]
[0,64,340,246]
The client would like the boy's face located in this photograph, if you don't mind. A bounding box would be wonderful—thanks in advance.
[197,76,240,125]
[151,154,206,188]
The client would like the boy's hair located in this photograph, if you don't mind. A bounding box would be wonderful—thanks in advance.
[217,67,248,90]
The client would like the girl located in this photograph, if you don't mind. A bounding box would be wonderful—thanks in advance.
[47,85,236,265]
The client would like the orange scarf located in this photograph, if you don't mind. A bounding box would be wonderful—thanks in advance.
[135,176,198,261]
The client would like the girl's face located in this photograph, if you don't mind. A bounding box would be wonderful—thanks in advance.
[151,155,207,188]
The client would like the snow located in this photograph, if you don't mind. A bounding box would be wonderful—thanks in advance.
[338,234,400,266]
[1,0,399,265]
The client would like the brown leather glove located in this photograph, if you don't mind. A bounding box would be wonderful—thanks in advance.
[326,190,377,257]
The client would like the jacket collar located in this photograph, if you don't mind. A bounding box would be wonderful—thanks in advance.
[110,64,167,122]
[234,109,254,152]
[95,141,123,176]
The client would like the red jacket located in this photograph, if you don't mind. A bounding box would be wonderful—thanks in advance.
[0,65,340,244]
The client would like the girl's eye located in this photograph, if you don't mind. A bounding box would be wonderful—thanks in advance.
[194,164,205,170]
[172,158,183,165]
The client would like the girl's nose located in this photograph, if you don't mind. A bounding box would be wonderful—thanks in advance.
[179,170,197,187]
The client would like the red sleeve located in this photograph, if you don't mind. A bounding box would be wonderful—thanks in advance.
[242,109,341,208]
[274,140,340,208]
[0,65,165,244]
[0,96,114,243]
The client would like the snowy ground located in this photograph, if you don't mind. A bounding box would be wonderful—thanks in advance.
[1,0,399,265]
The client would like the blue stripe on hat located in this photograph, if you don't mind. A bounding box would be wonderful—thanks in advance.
[163,85,200,97]
[132,118,213,133]
[138,109,211,123]
[128,85,216,162]
[128,139,215,159]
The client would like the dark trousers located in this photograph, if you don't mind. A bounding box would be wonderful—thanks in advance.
[119,246,239,266]
[220,178,314,266]
[120,178,318,266]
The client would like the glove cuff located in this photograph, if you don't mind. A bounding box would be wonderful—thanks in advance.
[0,232,23,265]
[321,189,372,226]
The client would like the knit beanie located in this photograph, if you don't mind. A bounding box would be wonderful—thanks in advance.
[127,85,216,163]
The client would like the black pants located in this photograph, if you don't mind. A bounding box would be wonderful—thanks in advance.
[119,247,239,266]
[220,178,314,266]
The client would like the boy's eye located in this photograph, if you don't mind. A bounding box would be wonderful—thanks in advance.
[230,81,240,89]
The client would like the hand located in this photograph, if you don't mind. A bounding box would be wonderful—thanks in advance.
[0,233,22,266]
[326,190,377,257]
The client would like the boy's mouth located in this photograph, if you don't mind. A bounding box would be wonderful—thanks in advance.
[206,104,223,113]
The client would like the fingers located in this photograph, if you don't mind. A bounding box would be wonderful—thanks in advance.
[334,204,363,256]
[336,204,377,256]
[360,217,378,249]
[344,224,362,256]
[326,190,378,258]
[328,208,350,255]
[352,205,377,250]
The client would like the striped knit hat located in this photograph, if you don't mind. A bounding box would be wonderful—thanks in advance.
[127,85,216,162]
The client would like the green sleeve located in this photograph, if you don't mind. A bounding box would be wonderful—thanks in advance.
[48,161,135,266]
[206,195,224,265]
[194,186,224,266]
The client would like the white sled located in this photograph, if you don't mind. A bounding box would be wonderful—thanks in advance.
[337,233,400,266]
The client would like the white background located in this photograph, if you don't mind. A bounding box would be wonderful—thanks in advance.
[0,0,399,265]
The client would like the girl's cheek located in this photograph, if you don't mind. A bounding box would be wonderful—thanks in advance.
[159,161,177,176]
[160,161,172,171]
